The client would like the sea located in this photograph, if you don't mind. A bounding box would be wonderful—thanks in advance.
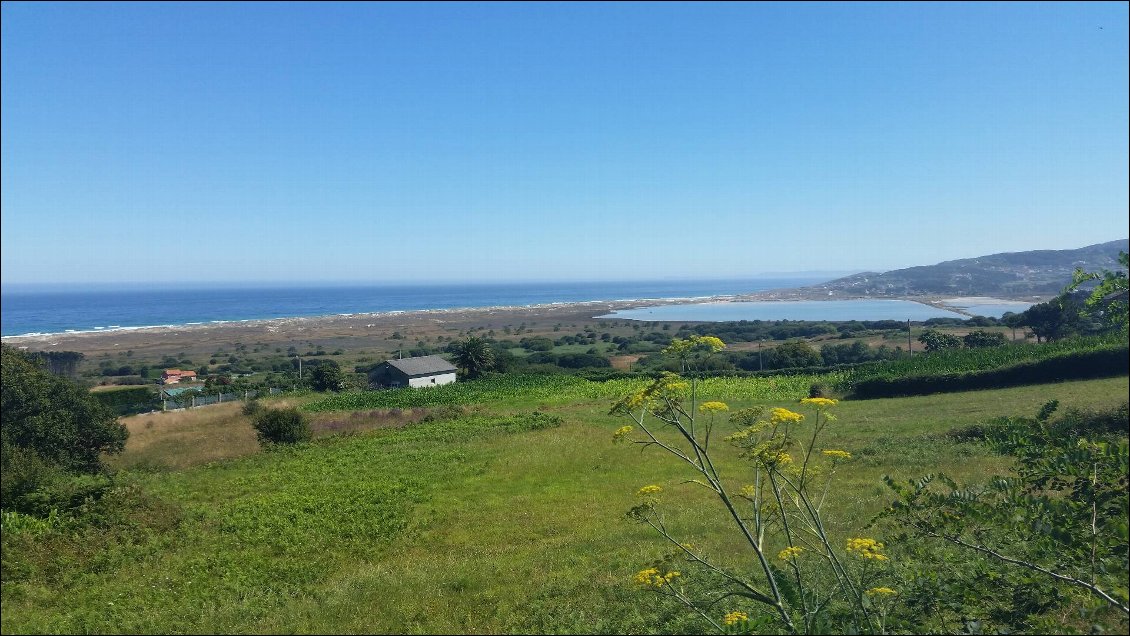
[1,278,833,338]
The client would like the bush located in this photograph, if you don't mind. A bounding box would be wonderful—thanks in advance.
[808,381,832,398]
[251,408,312,445]
[963,330,1008,348]
[90,386,158,416]
[556,352,611,369]
[241,399,264,417]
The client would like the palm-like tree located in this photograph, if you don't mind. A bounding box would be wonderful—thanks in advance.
[452,336,494,379]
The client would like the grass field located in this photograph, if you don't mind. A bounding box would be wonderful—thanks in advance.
[3,375,1127,634]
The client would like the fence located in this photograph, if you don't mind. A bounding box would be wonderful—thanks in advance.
[100,387,286,416]
[162,387,284,412]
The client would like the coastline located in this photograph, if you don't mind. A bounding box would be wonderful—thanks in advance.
[0,295,703,344]
[0,295,703,355]
[0,289,1042,357]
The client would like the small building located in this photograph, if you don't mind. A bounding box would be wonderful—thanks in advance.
[370,355,457,389]
[161,369,198,385]
[160,385,201,400]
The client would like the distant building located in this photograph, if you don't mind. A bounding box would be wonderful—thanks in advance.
[370,355,457,388]
[160,385,201,400]
[161,369,197,385]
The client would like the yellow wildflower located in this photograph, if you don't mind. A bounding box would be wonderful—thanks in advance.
[662,338,694,357]
[739,484,757,498]
[633,568,660,586]
[691,335,726,352]
[633,567,679,588]
[699,401,729,413]
[612,425,634,442]
[655,373,689,394]
[610,391,652,415]
[637,485,663,497]
[725,429,751,442]
[770,407,804,423]
[778,546,804,561]
[821,449,852,460]
[774,452,793,465]
[723,611,748,626]
[865,587,897,597]
[846,537,889,561]
[800,397,838,408]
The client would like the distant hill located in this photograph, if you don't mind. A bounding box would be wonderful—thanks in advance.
[801,239,1128,299]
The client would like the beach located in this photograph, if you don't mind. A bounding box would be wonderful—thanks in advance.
[1,287,1041,362]
[1,297,677,359]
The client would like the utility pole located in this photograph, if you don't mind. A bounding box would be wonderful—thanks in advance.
[298,357,303,379]
[907,319,912,355]
[758,340,763,371]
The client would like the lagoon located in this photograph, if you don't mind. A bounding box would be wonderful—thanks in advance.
[599,299,967,322]
[942,297,1034,318]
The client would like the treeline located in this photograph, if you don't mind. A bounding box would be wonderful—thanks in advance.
[680,318,914,342]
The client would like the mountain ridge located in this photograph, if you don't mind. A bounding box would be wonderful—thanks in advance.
[792,239,1128,299]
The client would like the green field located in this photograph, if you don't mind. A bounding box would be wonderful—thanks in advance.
[2,375,1128,634]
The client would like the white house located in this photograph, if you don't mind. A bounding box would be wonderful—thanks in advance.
[372,355,457,388]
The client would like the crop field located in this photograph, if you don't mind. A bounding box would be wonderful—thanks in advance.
[303,372,845,412]
[2,374,1127,634]
[837,336,1125,388]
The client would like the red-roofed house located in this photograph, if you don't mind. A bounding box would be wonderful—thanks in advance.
[161,369,198,385]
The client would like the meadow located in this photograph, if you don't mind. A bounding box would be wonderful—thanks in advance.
[3,373,1127,634]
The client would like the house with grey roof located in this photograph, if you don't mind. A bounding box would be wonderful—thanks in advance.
[370,355,458,389]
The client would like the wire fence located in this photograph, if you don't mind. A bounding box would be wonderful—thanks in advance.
[104,387,286,416]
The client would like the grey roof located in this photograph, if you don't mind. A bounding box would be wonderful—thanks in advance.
[386,355,457,377]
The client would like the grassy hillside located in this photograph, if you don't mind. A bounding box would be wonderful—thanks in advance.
[807,238,1128,297]
[3,376,1127,634]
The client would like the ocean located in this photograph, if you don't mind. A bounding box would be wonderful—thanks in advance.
[0,278,827,337]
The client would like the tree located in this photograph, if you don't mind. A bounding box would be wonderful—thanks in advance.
[519,336,554,352]
[1069,250,1129,334]
[1001,311,1025,341]
[765,340,821,369]
[662,335,726,373]
[1019,298,1081,343]
[556,352,612,369]
[27,350,84,378]
[1,344,128,478]
[308,362,346,392]
[962,330,1007,349]
[917,329,962,352]
[451,336,495,379]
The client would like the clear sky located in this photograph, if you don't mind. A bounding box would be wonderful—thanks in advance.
[2,2,1127,285]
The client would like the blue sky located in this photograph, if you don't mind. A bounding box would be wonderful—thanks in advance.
[2,2,1127,285]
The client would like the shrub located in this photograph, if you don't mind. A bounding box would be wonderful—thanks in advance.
[962,330,1007,348]
[252,408,312,445]
[918,329,963,352]
[808,381,832,398]
[883,401,1130,624]
[90,386,158,416]
[241,399,264,417]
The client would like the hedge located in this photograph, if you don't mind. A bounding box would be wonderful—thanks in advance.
[848,346,1129,400]
[90,386,159,416]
